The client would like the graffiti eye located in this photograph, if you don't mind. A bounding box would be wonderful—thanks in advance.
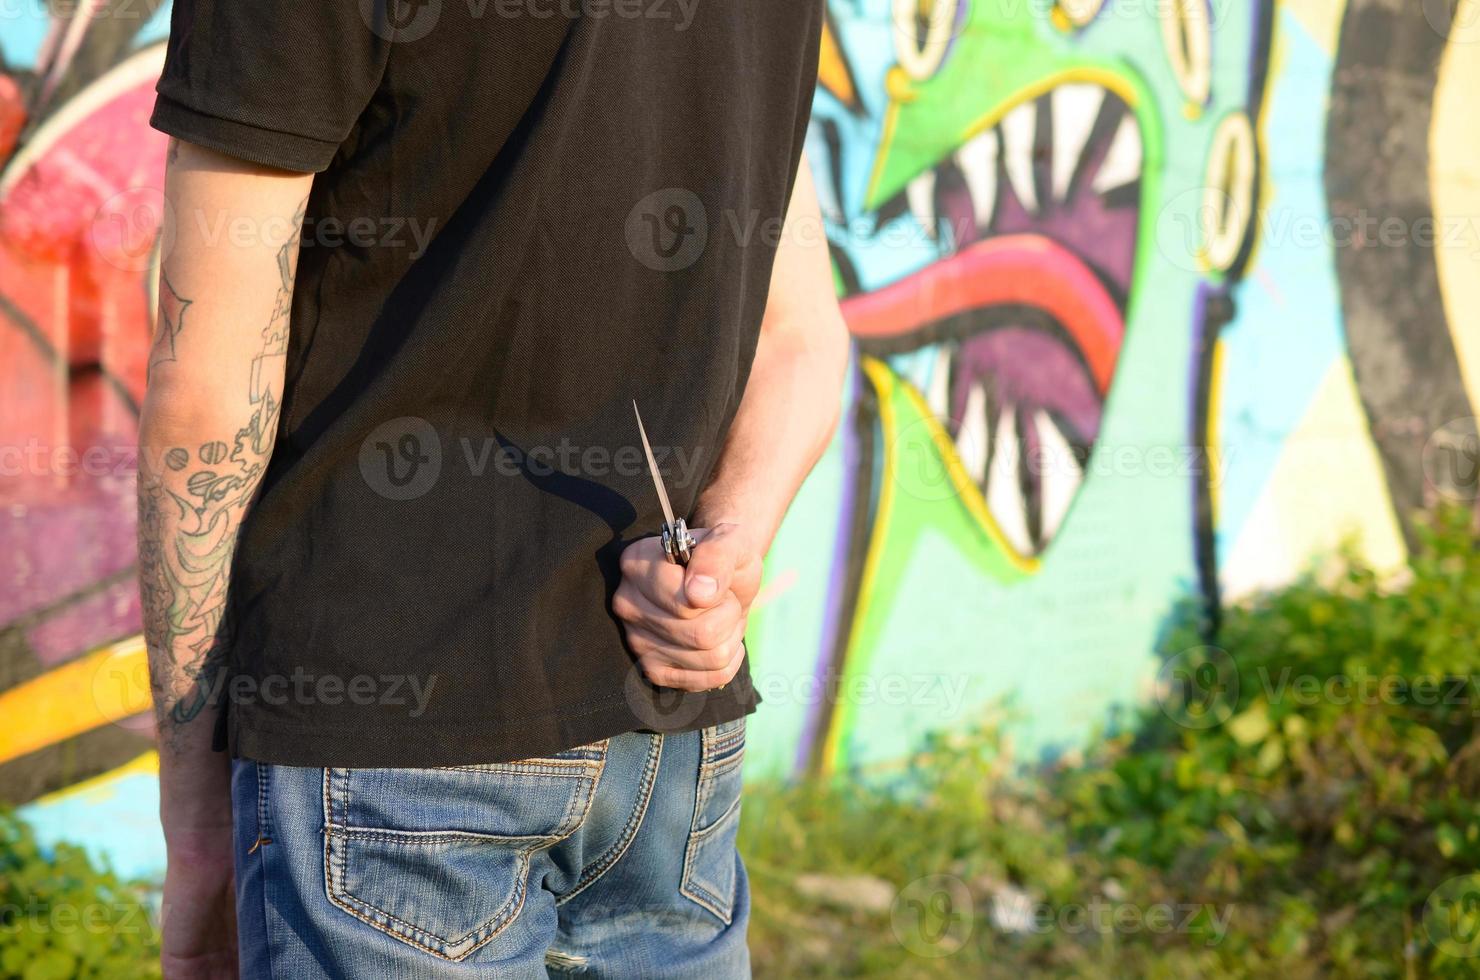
[1160,0,1212,106]
[1053,0,1105,31]
[1200,111,1257,272]
[892,0,960,81]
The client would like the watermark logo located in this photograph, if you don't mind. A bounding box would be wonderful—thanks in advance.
[1422,0,1480,43]
[622,660,711,729]
[1154,184,1249,275]
[361,0,443,42]
[891,874,975,958]
[88,644,154,729]
[890,414,975,504]
[889,0,967,81]
[1425,874,1480,958]
[626,188,708,272]
[1156,645,1239,730]
[1423,417,1480,502]
[359,417,442,500]
[90,186,174,274]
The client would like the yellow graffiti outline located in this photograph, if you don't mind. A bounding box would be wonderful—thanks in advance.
[821,357,1041,771]
[819,357,899,772]
[896,374,1045,576]
[869,66,1143,210]
[1207,337,1225,524]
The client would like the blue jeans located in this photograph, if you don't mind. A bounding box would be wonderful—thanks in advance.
[231,719,750,977]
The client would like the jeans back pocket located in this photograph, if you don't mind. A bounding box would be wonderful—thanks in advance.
[323,742,607,961]
[680,718,746,924]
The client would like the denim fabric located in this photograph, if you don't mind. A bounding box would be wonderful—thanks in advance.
[232,720,749,978]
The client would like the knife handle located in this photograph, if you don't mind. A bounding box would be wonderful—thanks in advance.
[661,518,695,566]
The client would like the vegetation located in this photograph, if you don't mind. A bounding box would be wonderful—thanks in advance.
[0,810,160,980]
[742,507,1480,978]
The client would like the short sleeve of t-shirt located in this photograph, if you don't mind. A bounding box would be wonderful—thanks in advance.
[150,0,391,173]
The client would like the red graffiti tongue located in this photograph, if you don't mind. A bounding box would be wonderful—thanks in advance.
[842,233,1124,395]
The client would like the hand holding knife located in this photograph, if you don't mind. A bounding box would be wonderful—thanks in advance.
[623,401,757,695]
[633,400,696,566]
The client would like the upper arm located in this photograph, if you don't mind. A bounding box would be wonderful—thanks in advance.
[144,0,385,407]
[151,0,390,173]
[758,154,849,351]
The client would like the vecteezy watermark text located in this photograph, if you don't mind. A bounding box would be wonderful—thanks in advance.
[191,669,439,717]
[890,873,1233,958]
[359,416,707,501]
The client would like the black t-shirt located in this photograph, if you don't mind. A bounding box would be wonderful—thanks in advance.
[150,0,823,767]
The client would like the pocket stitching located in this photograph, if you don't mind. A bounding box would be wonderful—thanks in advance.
[324,804,543,960]
[679,722,745,925]
[693,750,745,823]
[327,845,535,960]
[689,791,742,846]
[434,760,605,778]
[557,733,665,904]
[329,829,560,845]
[679,795,742,924]
[255,762,272,841]
[435,739,611,776]
[321,749,607,962]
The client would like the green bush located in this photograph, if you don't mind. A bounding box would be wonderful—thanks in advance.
[741,506,1480,978]
[0,810,160,980]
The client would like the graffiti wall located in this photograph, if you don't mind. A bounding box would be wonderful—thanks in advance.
[746,0,1479,775]
[1,0,1476,881]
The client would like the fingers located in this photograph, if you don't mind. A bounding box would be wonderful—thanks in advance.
[615,524,761,618]
[617,536,692,617]
[625,612,745,671]
[614,525,760,693]
[613,587,742,649]
[682,523,759,608]
[635,636,748,692]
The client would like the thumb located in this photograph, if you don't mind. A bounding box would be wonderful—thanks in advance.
[684,523,751,608]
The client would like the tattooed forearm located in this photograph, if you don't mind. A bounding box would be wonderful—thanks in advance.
[138,201,304,751]
[148,273,191,381]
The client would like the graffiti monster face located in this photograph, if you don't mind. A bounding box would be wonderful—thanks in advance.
[813,0,1159,563]
[845,76,1142,556]
[780,0,1269,771]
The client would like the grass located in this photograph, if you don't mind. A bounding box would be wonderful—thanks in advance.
[741,507,1480,978]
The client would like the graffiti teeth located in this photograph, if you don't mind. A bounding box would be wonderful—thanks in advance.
[986,402,1034,556]
[1000,102,1040,215]
[851,81,1145,561]
[926,345,954,422]
[907,170,938,239]
[1092,110,1142,196]
[954,128,999,232]
[957,381,990,485]
[1032,409,1082,545]
[1050,83,1106,201]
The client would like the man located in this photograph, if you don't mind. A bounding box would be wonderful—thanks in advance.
[137,0,845,976]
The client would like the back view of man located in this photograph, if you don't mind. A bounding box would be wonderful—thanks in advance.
[138,0,846,974]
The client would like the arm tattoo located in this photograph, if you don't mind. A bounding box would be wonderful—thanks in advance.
[147,273,191,381]
[139,201,305,747]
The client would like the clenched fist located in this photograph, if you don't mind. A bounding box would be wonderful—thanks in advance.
[613,523,762,692]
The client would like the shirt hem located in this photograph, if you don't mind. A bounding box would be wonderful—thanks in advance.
[228,687,760,768]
